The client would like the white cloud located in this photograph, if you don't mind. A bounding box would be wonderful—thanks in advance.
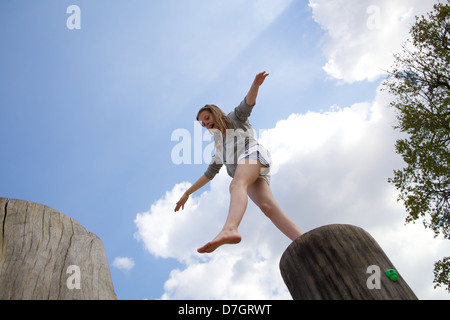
[135,85,450,300]
[308,0,436,83]
[113,257,135,272]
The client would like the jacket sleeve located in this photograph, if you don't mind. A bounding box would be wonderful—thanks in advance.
[204,153,223,180]
[233,99,255,123]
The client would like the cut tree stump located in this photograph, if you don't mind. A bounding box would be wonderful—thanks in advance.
[0,198,117,300]
[279,224,418,300]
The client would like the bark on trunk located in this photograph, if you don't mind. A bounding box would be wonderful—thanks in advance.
[280,224,418,300]
[0,198,117,300]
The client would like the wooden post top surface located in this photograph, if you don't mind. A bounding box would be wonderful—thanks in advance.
[280,224,418,300]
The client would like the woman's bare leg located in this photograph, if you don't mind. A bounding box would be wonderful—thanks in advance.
[247,178,303,241]
[197,160,264,253]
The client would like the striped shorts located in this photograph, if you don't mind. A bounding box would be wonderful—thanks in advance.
[238,144,272,185]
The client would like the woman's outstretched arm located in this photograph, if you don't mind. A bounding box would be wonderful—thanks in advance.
[174,174,210,212]
[245,71,269,106]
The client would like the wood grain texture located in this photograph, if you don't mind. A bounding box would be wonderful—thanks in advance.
[279,224,418,300]
[0,198,117,300]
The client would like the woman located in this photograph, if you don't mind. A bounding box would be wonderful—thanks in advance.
[174,71,303,254]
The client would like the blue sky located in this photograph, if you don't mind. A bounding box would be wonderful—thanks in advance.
[2,0,448,300]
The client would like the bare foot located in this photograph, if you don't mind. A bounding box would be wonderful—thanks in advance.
[197,229,242,254]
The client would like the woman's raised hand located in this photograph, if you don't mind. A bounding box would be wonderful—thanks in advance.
[253,71,269,87]
[245,71,269,106]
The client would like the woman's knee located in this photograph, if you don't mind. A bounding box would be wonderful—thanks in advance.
[229,179,248,194]
[258,201,276,218]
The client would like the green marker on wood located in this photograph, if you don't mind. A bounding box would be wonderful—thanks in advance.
[386,269,398,282]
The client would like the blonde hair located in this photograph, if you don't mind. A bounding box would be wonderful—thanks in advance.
[196,104,233,137]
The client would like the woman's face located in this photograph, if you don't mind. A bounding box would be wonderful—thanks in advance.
[198,110,218,131]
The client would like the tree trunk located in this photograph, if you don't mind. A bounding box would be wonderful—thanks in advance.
[279,224,418,300]
[0,198,117,300]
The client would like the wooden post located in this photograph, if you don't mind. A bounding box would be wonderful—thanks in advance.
[0,198,117,300]
[279,224,418,300]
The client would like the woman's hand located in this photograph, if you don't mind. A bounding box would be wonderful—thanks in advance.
[174,175,210,212]
[245,71,269,106]
[252,71,269,87]
[174,193,189,212]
